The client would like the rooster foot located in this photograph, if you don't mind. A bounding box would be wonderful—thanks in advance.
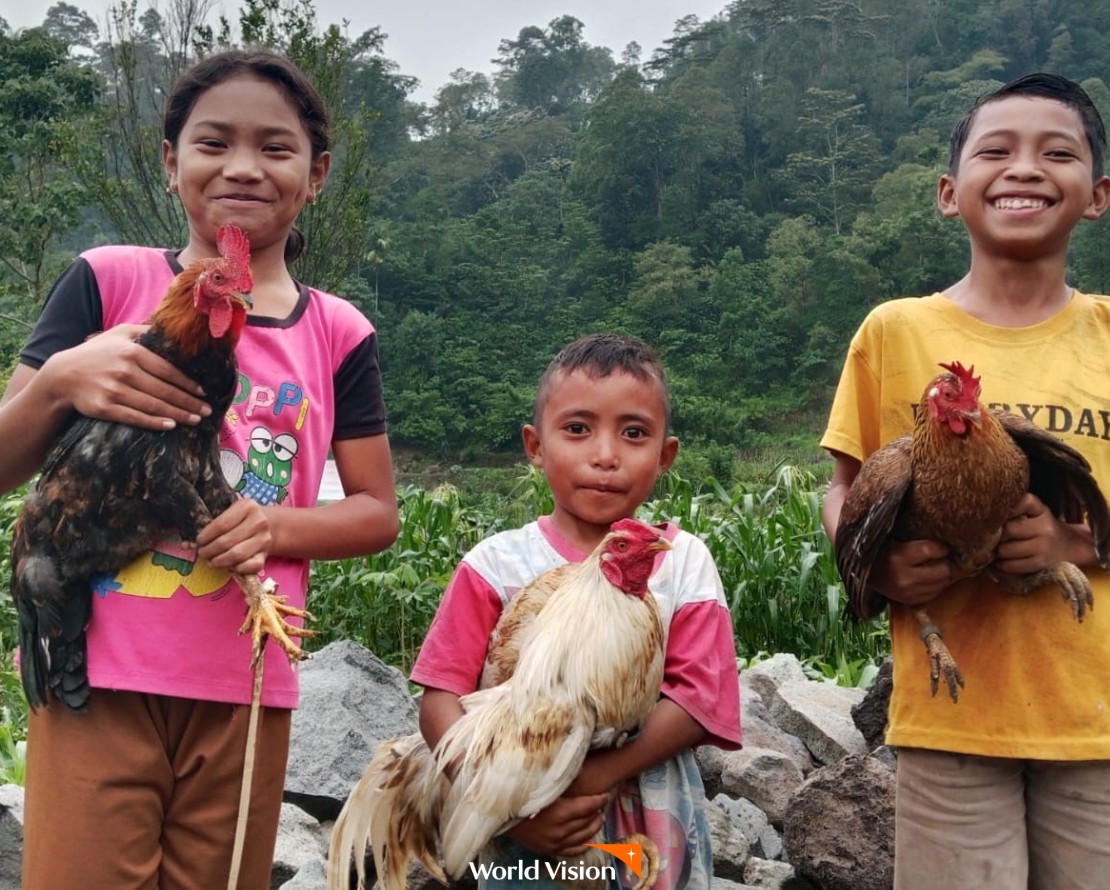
[619,833,660,890]
[235,575,316,667]
[915,611,964,702]
[1053,563,1095,622]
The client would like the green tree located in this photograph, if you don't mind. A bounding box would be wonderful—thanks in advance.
[783,88,881,235]
[0,27,98,310]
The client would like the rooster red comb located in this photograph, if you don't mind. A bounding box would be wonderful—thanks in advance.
[216,224,253,292]
[610,518,667,542]
[938,360,981,397]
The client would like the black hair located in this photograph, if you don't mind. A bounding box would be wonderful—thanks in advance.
[533,332,671,428]
[948,72,1106,178]
[163,49,329,262]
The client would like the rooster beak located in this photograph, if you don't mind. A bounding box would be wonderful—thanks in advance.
[239,292,254,310]
[965,408,982,425]
[648,537,672,552]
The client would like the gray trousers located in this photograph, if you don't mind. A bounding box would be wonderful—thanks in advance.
[894,747,1110,890]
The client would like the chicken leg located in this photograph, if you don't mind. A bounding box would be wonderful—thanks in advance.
[914,609,964,702]
[995,562,1095,621]
[234,574,316,666]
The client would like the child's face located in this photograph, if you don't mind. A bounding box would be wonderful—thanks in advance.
[523,369,678,551]
[162,74,329,259]
[938,95,1110,258]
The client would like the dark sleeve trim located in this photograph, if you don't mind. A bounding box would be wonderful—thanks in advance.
[19,258,103,369]
[333,332,387,440]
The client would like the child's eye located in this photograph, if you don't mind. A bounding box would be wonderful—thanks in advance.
[264,144,294,154]
[565,422,588,435]
[624,427,648,440]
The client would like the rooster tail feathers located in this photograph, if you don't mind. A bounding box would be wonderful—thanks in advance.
[327,733,445,890]
[14,558,91,713]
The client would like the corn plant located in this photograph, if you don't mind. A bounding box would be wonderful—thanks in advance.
[644,466,888,673]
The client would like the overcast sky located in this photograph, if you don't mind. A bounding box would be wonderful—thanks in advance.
[8,0,728,102]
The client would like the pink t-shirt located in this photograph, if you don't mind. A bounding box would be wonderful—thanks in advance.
[36,245,382,708]
[411,516,742,749]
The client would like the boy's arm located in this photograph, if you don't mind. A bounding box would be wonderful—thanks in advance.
[823,450,954,607]
[567,697,705,796]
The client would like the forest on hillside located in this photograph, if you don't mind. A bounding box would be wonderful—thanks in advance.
[4,0,1110,467]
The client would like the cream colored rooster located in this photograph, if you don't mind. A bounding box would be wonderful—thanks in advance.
[326,518,669,890]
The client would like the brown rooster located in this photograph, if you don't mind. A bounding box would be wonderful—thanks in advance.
[835,360,1110,701]
[326,518,670,890]
[11,224,310,713]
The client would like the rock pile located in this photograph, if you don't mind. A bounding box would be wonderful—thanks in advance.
[0,645,897,890]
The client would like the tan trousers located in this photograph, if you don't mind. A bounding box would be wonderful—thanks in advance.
[22,688,290,890]
[894,747,1110,890]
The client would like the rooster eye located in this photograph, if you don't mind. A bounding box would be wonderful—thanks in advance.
[614,539,629,551]
[212,272,225,284]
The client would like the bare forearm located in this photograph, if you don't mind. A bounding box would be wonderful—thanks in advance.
[576,698,706,793]
[0,365,75,492]
[419,688,465,749]
[265,492,399,561]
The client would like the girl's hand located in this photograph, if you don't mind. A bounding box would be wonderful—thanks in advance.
[505,792,609,857]
[872,538,954,606]
[994,493,1093,572]
[42,325,211,429]
[195,498,273,574]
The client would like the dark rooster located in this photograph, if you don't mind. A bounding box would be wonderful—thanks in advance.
[835,360,1110,701]
[327,518,669,890]
[11,224,309,713]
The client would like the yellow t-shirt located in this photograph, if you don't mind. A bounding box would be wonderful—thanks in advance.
[822,292,1110,759]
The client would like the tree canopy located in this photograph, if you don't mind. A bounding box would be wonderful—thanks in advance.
[5,0,1110,461]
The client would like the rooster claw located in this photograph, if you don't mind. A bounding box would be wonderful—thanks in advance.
[919,619,964,702]
[235,575,315,667]
[1055,563,1095,622]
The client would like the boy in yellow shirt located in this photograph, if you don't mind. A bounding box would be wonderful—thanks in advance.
[822,72,1110,889]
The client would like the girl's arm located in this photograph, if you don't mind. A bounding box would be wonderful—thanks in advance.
[197,433,400,571]
[0,329,211,493]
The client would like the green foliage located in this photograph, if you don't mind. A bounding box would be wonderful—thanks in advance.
[1,488,26,782]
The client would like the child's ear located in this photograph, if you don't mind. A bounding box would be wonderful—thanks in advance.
[937,173,960,218]
[310,151,331,198]
[657,436,679,476]
[522,424,543,467]
[1083,174,1110,220]
[162,139,177,182]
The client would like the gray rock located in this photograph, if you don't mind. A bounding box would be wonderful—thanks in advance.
[719,747,805,826]
[742,857,799,889]
[277,856,326,889]
[783,753,895,890]
[851,657,893,751]
[0,784,24,890]
[769,681,867,766]
[705,797,751,881]
[286,640,418,820]
[742,654,808,703]
[271,803,328,888]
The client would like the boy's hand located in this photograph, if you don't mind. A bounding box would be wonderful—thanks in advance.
[195,498,272,574]
[505,791,609,857]
[871,539,954,606]
[994,493,1092,573]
